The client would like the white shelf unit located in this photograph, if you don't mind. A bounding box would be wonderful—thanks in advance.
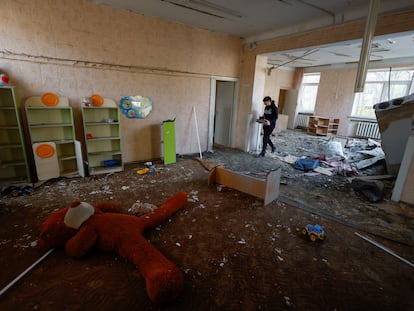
[82,98,123,175]
[0,86,31,184]
[25,96,84,181]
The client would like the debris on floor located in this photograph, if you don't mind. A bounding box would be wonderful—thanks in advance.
[294,158,319,172]
[350,178,384,202]
[271,131,386,180]
[0,131,413,310]
[128,201,158,216]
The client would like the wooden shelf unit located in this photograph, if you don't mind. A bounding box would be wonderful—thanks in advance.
[328,118,340,135]
[82,98,123,175]
[308,116,339,136]
[25,96,84,181]
[0,86,31,184]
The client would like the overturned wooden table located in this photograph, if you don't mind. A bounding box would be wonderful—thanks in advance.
[208,165,281,206]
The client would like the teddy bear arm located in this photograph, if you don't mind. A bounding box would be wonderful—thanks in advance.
[141,192,188,230]
[65,226,98,258]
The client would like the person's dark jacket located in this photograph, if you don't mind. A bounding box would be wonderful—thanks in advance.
[263,101,278,128]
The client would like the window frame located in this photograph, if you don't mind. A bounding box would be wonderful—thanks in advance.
[298,72,321,113]
[351,68,414,119]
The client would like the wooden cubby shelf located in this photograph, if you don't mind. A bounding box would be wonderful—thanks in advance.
[308,116,340,136]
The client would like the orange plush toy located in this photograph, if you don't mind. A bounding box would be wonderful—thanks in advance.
[37,192,188,305]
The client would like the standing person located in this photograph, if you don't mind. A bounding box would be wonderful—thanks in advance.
[258,96,278,157]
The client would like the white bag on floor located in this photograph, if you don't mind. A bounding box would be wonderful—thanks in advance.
[324,141,344,161]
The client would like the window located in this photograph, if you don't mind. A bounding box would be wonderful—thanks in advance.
[298,73,320,113]
[352,68,414,118]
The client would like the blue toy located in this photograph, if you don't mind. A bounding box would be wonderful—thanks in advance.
[302,224,325,241]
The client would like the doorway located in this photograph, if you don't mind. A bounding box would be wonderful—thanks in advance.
[208,77,239,151]
[278,89,287,114]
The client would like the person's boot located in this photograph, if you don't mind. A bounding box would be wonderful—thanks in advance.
[256,151,265,157]
[271,146,276,153]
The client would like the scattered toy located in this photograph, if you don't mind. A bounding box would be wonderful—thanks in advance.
[136,162,156,175]
[4,185,34,197]
[137,167,149,175]
[145,161,156,174]
[301,224,325,241]
[0,72,9,85]
[37,192,188,305]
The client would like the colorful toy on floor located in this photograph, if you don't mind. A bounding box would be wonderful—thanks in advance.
[37,192,188,305]
[301,224,325,241]
[4,185,34,197]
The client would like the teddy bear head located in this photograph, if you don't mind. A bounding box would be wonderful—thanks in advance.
[37,201,95,252]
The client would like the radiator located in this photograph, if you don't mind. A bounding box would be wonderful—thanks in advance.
[356,121,381,139]
[296,114,310,129]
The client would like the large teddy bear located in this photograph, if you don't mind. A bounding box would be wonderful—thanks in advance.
[37,192,188,305]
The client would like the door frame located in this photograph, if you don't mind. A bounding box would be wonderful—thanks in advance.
[208,76,239,151]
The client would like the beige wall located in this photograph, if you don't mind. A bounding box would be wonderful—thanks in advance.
[314,68,357,136]
[264,68,295,104]
[234,48,257,150]
[0,0,242,162]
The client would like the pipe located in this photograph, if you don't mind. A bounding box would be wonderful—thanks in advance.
[354,0,380,93]
[193,106,203,159]
[354,232,414,268]
[0,248,55,297]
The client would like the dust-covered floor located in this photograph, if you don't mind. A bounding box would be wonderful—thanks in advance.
[0,130,413,310]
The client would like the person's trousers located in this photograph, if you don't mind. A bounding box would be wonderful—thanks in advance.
[261,125,275,154]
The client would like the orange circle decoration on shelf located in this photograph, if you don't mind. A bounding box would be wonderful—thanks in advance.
[35,144,55,158]
[41,92,59,106]
[90,94,104,107]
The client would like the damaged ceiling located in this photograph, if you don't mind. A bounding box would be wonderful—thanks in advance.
[265,31,414,69]
[87,0,414,68]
